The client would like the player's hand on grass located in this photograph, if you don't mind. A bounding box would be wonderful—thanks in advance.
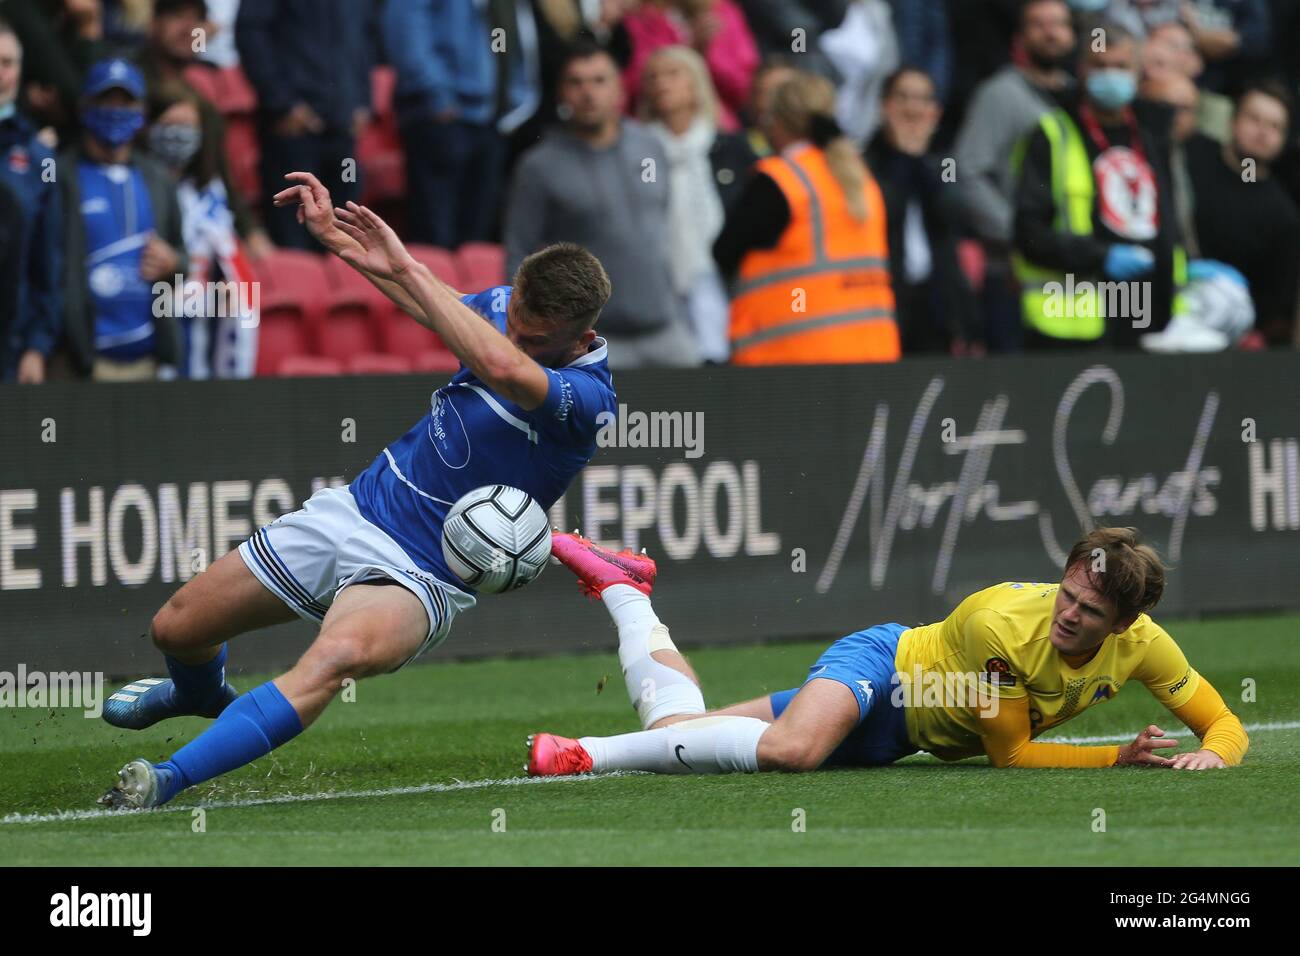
[1168,748,1227,770]
[1115,724,1179,767]
[271,171,349,253]
[334,202,417,281]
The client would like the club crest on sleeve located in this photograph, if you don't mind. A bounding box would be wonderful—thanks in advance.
[983,657,1017,687]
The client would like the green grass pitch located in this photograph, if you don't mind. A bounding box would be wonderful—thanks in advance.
[3,613,1299,866]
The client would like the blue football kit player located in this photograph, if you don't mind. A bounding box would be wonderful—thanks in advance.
[98,175,615,809]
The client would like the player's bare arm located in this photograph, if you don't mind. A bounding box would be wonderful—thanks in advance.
[334,201,552,409]
[270,170,430,318]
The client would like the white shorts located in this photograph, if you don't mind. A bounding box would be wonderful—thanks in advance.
[237,485,475,667]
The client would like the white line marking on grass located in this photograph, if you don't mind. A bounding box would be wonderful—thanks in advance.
[1,771,645,826]
[7,721,1297,826]
[1044,719,1300,745]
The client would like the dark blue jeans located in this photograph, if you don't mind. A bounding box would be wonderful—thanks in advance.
[259,128,359,250]
[399,117,505,248]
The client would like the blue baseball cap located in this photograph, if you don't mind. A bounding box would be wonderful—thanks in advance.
[82,59,146,100]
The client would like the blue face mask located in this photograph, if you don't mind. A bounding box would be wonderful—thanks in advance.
[82,105,145,146]
[1086,69,1137,111]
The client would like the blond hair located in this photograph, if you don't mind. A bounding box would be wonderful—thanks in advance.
[770,72,868,221]
[637,45,719,128]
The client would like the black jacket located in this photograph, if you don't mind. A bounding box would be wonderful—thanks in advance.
[709,131,759,213]
[865,131,977,349]
[57,147,188,376]
[0,180,25,373]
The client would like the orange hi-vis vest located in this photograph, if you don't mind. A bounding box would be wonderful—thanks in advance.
[730,144,899,365]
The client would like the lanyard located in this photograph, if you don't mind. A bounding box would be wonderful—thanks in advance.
[1078,101,1147,166]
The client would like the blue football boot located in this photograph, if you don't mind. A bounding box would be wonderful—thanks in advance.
[102,677,239,730]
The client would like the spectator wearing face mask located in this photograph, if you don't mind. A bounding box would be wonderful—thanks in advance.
[53,58,187,381]
[136,0,272,260]
[148,81,258,377]
[1012,21,1187,349]
[953,0,1076,352]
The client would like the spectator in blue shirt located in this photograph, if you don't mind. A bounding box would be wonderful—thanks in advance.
[0,17,63,384]
[382,0,540,248]
[55,58,187,381]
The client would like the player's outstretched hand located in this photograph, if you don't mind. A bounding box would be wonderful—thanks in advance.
[334,202,416,281]
[1168,749,1228,770]
[271,171,345,252]
[1115,724,1179,767]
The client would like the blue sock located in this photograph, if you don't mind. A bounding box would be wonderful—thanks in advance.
[156,681,303,803]
[165,644,229,708]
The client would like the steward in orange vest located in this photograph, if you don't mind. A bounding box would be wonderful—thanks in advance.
[714,85,901,366]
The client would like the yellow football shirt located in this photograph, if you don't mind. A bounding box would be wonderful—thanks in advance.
[893,582,1248,766]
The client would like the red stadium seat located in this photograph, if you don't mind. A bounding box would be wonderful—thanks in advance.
[278,355,343,377]
[357,123,406,205]
[407,244,461,286]
[314,314,378,362]
[253,250,331,322]
[347,352,413,375]
[412,350,462,373]
[455,242,506,291]
[376,310,451,356]
[322,254,391,323]
[255,316,310,376]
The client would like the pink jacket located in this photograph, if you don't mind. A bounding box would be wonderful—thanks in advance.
[623,1,759,132]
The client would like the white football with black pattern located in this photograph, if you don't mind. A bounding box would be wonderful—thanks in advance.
[440,485,551,594]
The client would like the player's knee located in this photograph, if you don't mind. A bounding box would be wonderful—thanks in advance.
[757,731,821,773]
[297,628,376,693]
[150,599,194,656]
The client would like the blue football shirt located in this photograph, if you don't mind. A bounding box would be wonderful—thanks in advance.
[349,286,615,588]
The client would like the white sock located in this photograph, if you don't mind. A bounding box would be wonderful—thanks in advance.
[601,583,705,729]
[580,716,769,775]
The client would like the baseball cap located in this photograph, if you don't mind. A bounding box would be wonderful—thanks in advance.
[82,59,146,101]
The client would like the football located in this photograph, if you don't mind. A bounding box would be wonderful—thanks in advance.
[440,485,551,593]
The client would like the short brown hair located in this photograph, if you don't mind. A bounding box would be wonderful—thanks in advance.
[512,242,611,331]
[1235,77,1294,130]
[1065,527,1166,621]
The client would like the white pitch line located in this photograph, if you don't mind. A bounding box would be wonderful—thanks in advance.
[1,770,643,826]
[6,721,1297,826]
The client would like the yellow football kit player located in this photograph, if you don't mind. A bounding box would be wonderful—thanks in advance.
[896,581,1249,767]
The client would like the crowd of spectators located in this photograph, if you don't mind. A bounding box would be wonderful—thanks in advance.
[1,0,1298,381]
